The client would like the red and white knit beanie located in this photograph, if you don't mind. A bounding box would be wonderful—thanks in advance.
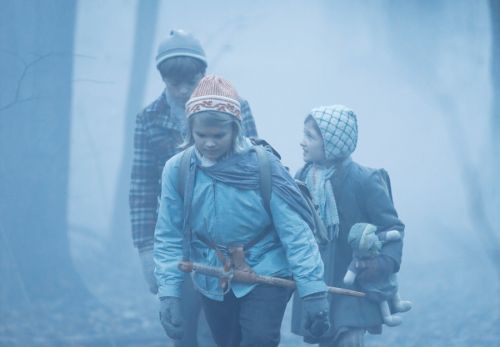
[185,75,241,120]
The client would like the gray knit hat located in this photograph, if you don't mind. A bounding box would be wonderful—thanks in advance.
[309,105,358,161]
[156,29,207,67]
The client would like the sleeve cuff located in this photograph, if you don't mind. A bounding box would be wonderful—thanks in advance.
[136,241,154,252]
[157,285,182,298]
[295,280,327,298]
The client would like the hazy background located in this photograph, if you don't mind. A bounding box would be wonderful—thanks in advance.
[1,1,499,346]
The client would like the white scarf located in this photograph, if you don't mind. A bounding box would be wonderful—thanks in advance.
[305,164,340,240]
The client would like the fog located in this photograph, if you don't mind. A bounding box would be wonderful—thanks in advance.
[1,1,499,346]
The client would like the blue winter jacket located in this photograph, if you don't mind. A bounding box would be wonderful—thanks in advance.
[154,147,327,301]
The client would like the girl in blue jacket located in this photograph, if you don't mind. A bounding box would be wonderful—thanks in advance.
[154,75,331,347]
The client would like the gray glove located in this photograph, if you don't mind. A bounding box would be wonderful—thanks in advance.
[138,248,158,294]
[159,296,183,340]
[302,292,330,337]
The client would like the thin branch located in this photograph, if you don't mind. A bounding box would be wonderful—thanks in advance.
[14,53,52,101]
[0,53,52,113]
[0,50,116,111]
[0,96,40,112]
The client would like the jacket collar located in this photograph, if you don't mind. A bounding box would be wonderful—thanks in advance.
[330,156,353,186]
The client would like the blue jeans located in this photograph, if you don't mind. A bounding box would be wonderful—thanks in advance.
[174,275,216,347]
[201,284,294,347]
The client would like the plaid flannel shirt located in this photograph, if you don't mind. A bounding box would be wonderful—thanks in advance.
[129,91,258,250]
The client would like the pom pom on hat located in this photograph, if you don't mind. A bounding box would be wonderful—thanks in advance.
[186,75,241,120]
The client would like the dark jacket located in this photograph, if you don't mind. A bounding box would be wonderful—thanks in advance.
[291,158,405,342]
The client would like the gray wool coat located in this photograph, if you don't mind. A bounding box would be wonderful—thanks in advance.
[291,157,405,343]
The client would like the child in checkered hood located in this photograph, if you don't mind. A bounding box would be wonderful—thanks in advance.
[291,105,410,346]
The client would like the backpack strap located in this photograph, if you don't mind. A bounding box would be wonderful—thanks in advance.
[249,137,281,160]
[241,145,274,251]
[177,147,195,261]
[178,147,194,199]
[253,145,272,217]
[295,179,331,244]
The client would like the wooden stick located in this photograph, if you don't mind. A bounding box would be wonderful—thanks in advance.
[179,261,365,298]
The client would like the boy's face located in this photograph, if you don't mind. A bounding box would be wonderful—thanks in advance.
[164,72,203,105]
[301,120,325,163]
[192,117,234,161]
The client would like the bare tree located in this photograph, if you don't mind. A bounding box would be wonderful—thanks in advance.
[0,0,89,306]
[108,0,160,254]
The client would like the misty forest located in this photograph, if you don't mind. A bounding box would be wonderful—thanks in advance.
[1,1,499,346]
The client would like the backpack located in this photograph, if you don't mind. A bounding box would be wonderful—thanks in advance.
[177,138,330,250]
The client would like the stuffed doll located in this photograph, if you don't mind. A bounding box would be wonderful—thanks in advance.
[344,223,412,326]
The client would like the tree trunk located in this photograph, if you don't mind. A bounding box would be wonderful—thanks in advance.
[0,0,88,305]
[108,0,160,254]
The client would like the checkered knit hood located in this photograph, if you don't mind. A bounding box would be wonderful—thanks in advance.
[309,105,358,161]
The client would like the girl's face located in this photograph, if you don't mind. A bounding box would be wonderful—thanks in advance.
[192,117,234,161]
[301,120,325,163]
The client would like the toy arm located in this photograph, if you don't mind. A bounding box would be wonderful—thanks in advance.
[343,259,359,285]
[378,230,402,243]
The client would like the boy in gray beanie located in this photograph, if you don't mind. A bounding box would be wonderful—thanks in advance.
[291,105,407,347]
[129,30,257,347]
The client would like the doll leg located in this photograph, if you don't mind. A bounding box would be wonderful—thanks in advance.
[392,292,412,313]
[380,300,402,327]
